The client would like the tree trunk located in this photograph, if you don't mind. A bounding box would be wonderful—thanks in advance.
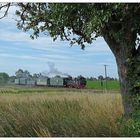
[115,48,133,114]
[103,34,134,115]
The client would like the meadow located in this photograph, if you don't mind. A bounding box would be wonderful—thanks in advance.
[0,85,123,137]
[86,80,120,90]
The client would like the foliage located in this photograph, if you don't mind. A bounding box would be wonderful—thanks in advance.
[98,75,104,80]
[15,3,140,49]
[0,3,11,19]
[125,50,140,109]
[0,72,9,84]
[15,69,31,78]
[119,110,140,137]
[15,69,24,78]
[120,50,140,136]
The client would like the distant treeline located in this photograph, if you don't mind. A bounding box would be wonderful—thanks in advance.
[86,75,118,81]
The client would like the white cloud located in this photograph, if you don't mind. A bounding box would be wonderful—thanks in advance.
[41,54,71,59]
[0,25,112,55]
[0,29,30,42]
[0,28,73,54]
[84,37,111,53]
[0,52,77,64]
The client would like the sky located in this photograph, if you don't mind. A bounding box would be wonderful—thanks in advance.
[0,5,118,78]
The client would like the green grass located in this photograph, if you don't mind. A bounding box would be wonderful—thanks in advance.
[0,87,123,137]
[86,80,120,90]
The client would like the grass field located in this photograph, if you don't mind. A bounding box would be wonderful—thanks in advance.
[86,80,120,90]
[0,86,123,137]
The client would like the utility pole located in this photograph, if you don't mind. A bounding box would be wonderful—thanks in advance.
[104,64,108,90]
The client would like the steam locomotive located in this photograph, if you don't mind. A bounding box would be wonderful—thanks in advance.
[15,75,87,88]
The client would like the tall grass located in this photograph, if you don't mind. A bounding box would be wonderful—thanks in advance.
[0,89,123,137]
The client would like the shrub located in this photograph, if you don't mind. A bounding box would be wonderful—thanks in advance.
[119,110,140,137]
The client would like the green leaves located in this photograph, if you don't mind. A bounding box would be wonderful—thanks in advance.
[15,3,140,49]
[125,49,140,110]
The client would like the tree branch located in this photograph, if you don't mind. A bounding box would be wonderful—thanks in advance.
[0,3,11,19]
[71,21,91,43]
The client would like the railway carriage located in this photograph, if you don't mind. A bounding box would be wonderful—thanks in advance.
[49,76,71,87]
[36,77,50,86]
[15,75,86,88]
[27,79,36,85]
[15,79,20,85]
[15,78,27,85]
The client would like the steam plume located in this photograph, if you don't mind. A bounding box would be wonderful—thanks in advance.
[42,62,70,77]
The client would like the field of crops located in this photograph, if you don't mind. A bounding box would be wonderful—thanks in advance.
[0,86,123,137]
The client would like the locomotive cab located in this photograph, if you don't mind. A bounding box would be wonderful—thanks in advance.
[74,76,87,88]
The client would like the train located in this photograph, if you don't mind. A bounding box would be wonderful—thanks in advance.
[14,75,87,88]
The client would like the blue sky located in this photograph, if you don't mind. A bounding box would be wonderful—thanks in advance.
[0,6,118,78]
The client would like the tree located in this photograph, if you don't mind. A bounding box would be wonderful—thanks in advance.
[32,73,39,79]
[15,69,24,78]
[98,75,104,80]
[15,69,31,78]
[0,3,11,19]
[1,3,140,115]
[23,70,31,78]
[0,72,9,84]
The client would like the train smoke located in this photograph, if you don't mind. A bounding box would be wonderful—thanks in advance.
[42,62,70,77]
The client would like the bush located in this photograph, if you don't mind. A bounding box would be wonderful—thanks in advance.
[119,111,140,137]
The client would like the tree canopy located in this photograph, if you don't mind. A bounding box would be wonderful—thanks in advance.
[0,72,9,83]
[15,69,31,78]
[15,3,140,50]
